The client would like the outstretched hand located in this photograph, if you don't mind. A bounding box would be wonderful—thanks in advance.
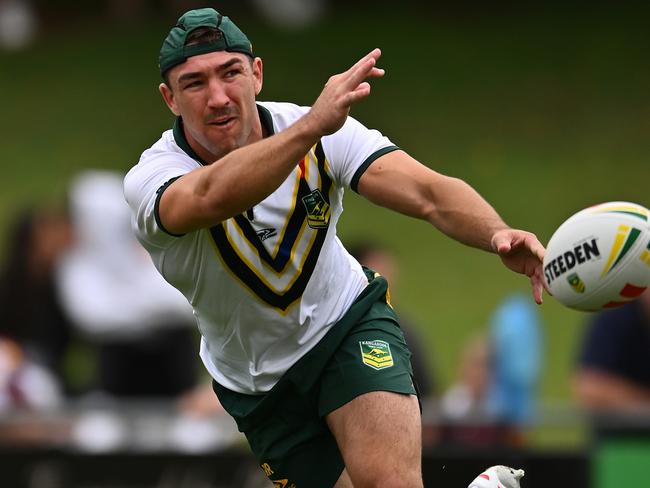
[491,229,548,304]
[306,48,385,136]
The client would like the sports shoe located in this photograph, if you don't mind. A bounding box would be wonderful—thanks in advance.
[467,465,525,488]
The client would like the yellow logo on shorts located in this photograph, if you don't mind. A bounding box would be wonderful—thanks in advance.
[360,340,394,370]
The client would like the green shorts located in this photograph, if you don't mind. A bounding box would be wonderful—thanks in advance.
[212,270,418,487]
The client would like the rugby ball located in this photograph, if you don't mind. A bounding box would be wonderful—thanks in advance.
[543,201,650,311]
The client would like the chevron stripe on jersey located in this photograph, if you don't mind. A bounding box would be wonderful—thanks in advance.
[209,142,332,311]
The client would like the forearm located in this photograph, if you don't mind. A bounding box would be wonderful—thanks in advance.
[163,115,321,233]
[421,175,509,252]
[196,116,320,222]
[359,150,546,302]
[359,153,509,252]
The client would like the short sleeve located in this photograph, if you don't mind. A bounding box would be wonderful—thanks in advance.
[124,152,199,249]
[321,115,399,191]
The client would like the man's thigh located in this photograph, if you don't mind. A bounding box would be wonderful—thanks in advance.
[327,391,423,487]
[320,310,423,486]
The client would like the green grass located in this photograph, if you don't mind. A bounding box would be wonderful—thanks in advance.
[1,5,649,408]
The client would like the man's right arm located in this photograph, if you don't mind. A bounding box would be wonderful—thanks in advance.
[159,48,385,235]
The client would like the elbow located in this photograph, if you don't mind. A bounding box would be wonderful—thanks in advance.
[405,181,440,224]
[194,194,230,226]
[421,201,440,226]
[419,184,444,226]
[194,184,243,225]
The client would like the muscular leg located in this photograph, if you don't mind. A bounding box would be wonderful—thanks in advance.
[327,391,423,488]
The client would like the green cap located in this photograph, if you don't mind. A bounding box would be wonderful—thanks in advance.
[159,8,253,77]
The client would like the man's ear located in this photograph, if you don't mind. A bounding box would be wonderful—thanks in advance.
[253,57,263,96]
[159,82,180,116]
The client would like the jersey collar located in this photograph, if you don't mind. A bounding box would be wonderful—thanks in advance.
[173,104,275,166]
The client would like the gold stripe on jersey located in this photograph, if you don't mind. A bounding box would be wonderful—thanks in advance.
[208,141,333,311]
[228,146,321,274]
[230,167,303,276]
[205,229,300,316]
[228,216,315,289]
[231,168,311,272]
[269,164,302,262]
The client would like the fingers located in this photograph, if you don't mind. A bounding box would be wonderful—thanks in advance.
[526,234,546,262]
[344,48,384,90]
[342,82,372,105]
[523,234,546,304]
[348,48,382,74]
[491,229,513,254]
[494,228,547,305]
[495,230,545,261]
[496,241,512,255]
[308,48,384,136]
[530,267,545,305]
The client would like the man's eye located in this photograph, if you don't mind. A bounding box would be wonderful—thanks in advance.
[183,81,202,89]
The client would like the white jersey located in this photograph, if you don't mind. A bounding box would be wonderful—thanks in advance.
[124,101,398,394]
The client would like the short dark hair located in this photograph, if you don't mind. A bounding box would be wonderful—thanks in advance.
[186,27,224,46]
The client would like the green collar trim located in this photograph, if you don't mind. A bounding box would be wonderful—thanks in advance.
[172,104,275,165]
[257,104,275,137]
[172,117,206,164]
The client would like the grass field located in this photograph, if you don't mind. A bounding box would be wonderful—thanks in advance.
[1,4,648,405]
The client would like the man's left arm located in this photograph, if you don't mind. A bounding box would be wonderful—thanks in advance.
[357,150,546,303]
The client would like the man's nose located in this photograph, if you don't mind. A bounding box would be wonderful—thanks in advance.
[206,78,230,107]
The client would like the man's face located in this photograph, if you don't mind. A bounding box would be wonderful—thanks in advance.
[160,51,263,161]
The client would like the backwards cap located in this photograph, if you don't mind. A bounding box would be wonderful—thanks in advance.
[159,8,253,77]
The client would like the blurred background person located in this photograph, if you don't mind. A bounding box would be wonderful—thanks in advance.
[0,335,62,411]
[440,294,543,447]
[574,290,650,412]
[56,170,200,399]
[439,333,505,448]
[441,334,491,421]
[0,206,76,400]
[487,293,543,444]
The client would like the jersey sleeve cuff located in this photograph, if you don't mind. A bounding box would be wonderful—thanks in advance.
[350,145,400,193]
[154,176,186,237]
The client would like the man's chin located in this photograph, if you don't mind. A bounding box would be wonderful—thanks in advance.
[204,140,239,161]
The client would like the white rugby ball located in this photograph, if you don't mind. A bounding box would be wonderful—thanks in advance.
[543,201,650,311]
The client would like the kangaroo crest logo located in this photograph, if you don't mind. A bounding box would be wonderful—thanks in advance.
[567,272,586,293]
[301,189,330,229]
[359,340,394,370]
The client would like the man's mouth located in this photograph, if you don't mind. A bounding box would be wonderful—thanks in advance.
[209,117,235,127]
